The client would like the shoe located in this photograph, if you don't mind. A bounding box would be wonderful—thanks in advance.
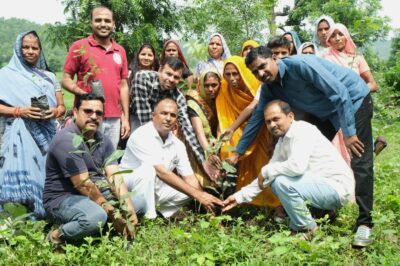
[46,230,65,253]
[273,206,287,224]
[352,225,373,248]
[374,136,387,156]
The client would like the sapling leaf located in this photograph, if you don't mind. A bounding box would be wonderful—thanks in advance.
[222,161,237,173]
[107,200,118,206]
[72,134,84,148]
[103,150,124,167]
[109,169,133,177]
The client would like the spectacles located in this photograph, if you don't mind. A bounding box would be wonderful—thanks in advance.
[82,108,104,117]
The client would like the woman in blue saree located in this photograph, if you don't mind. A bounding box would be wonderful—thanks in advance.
[0,31,65,218]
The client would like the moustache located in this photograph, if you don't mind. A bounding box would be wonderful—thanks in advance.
[86,120,99,126]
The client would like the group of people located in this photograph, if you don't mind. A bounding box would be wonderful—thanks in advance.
[0,6,381,249]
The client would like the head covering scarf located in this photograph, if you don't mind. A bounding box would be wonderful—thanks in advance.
[0,31,57,217]
[195,33,231,78]
[240,40,260,57]
[216,56,279,207]
[186,68,221,137]
[160,39,190,68]
[283,31,302,54]
[312,15,335,46]
[207,33,231,60]
[323,23,359,66]
[297,41,319,56]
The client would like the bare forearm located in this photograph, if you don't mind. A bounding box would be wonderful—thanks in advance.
[0,104,17,117]
[62,73,87,95]
[120,79,129,121]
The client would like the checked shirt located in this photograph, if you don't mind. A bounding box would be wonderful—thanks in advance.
[132,70,205,163]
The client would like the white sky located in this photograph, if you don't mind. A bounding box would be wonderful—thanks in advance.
[0,0,398,32]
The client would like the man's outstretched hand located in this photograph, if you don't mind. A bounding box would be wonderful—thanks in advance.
[195,191,224,214]
[222,195,238,213]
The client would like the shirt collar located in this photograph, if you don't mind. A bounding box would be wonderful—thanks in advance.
[283,120,298,139]
[277,59,287,83]
[148,122,174,146]
[87,34,119,52]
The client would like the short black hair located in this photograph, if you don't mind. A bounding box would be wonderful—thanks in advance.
[90,6,114,21]
[264,99,293,115]
[153,97,177,112]
[245,46,273,67]
[267,36,291,50]
[75,94,105,109]
[160,56,184,71]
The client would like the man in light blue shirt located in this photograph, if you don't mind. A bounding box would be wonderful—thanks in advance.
[227,46,374,247]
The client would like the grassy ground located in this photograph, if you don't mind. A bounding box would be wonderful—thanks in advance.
[0,120,399,265]
[1,72,399,264]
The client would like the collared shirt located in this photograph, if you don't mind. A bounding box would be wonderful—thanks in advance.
[64,34,128,117]
[236,55,370,155]
[120,122,193,177]
[43,122,117,210]
[132,70,205,163]
[235,121,354,205]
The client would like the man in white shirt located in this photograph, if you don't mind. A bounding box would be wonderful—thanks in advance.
[223,100,354,238]
[120,98,223,218]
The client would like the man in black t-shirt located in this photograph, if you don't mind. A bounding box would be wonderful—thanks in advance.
[43,94,137,245]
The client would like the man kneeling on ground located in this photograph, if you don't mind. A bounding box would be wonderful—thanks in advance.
[43,94,137,245]
[120,97,223,218]
[223,100,355,239]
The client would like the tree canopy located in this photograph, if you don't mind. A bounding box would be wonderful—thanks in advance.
[46,0,181,62]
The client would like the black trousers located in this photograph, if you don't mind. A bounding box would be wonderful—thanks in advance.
[352,94,374,227]
[302,94,374,227]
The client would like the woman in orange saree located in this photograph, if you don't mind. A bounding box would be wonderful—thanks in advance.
[216,56,279,207]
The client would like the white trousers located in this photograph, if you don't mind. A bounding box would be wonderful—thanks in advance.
[122,164,191,218]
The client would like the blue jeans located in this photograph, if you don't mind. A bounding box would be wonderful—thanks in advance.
[47,195,107,241]
[47,192,146,241]
[271,175,342,231]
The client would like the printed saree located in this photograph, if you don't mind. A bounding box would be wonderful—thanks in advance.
[216,56,280,207]
[0,31,57,217]
[186,69,220,186]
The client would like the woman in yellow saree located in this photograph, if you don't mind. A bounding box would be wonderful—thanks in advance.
[216,56,280,207]
[186,69,222,187]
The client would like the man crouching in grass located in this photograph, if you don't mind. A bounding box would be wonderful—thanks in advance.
[43,94,137,248]
[223,100,354,240]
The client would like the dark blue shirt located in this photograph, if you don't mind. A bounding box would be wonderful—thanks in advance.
[236,55,370,155]
[43,123,116,211]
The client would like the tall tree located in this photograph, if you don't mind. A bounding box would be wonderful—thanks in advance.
[46,0,181,61]
[178,0,277,55]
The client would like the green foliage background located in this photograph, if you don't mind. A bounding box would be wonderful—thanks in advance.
[0,18,66,72]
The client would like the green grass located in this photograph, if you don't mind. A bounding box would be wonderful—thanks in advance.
[1,73,399,265]
[0,120,399,265]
